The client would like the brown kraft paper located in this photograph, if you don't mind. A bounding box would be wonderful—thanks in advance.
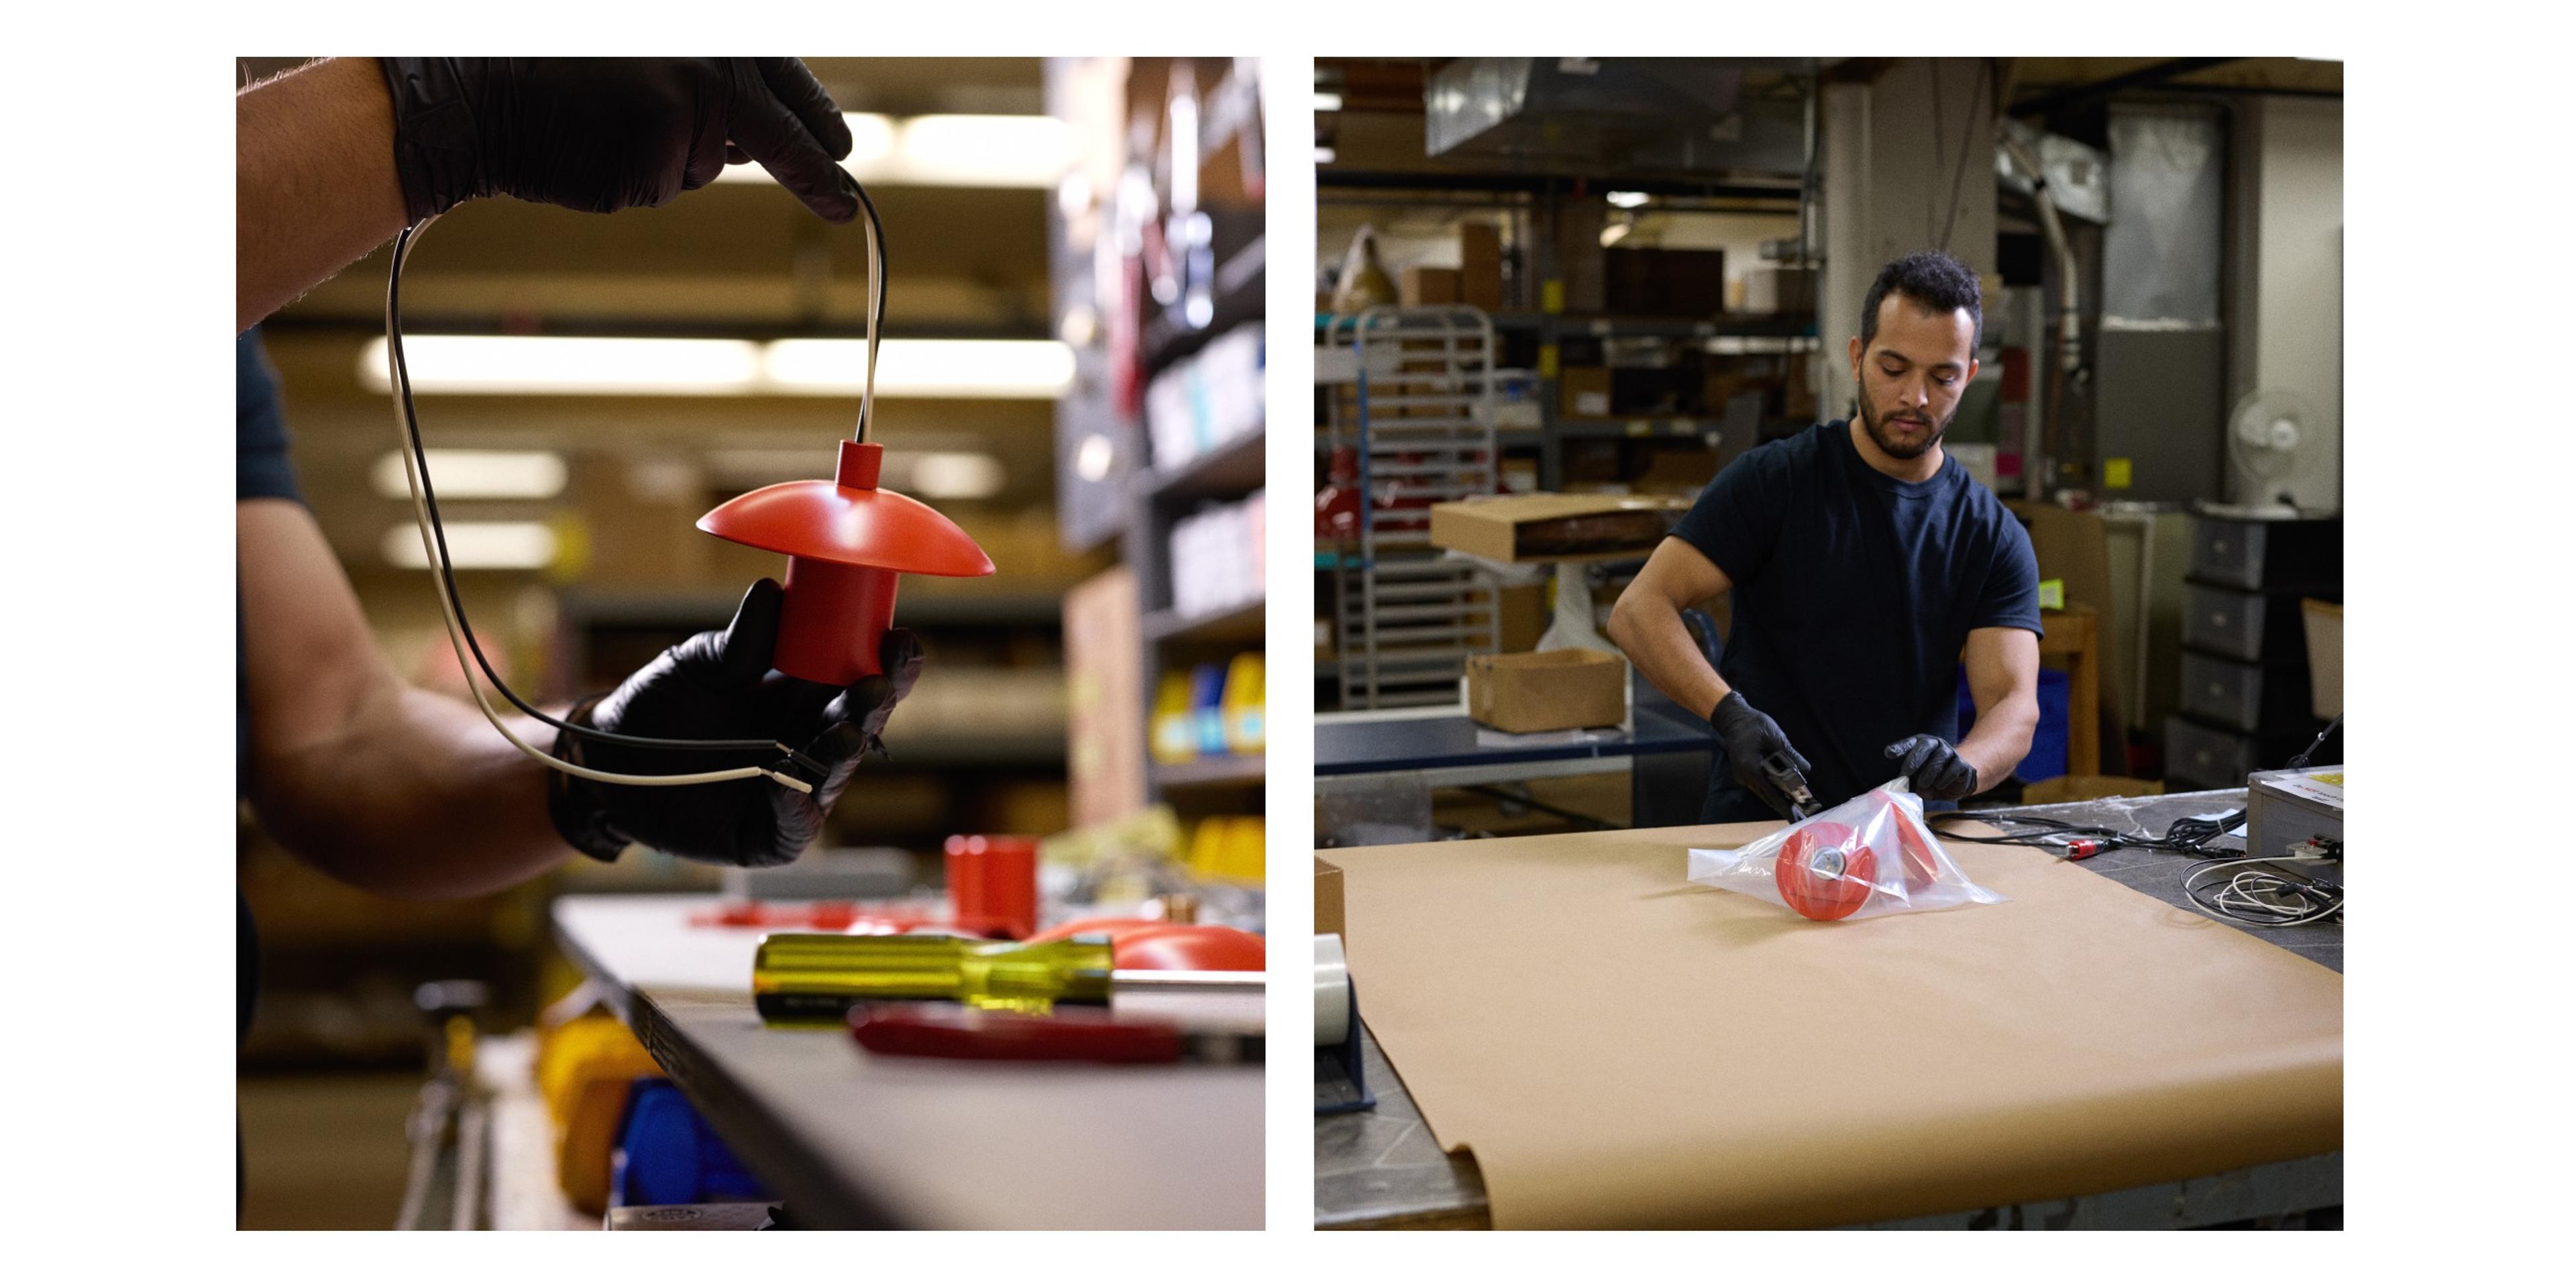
[1325,821,2343,1228]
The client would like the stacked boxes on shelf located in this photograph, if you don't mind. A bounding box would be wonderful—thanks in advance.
[1146,323,1265,476]
[1170,490,1266,620]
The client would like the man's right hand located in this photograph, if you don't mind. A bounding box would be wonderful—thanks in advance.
[376,58,861,225]
[1709,691,1811,820]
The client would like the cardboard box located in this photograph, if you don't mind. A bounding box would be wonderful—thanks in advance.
[1401,266,1461,306]
[1063,567,1146,826]
[1561,366,1613,418]
[1430,492,1690,564]
[1741,266,1819,315]
[1552,197,1607,313]
[1316,857,1344,940]
[2021,774,2165,805]
[1605,247,1725,316]
[1466,649,1627,733]
[1497,582,1546,652]
[1458,222,1503,309]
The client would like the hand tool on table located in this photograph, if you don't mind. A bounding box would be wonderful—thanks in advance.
[849,1003,1263,1064]
[751,933,1261,1022]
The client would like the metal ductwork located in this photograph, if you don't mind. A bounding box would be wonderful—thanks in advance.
[1424,58,1807,176]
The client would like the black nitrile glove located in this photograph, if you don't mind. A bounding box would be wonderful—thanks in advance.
[1709,691,1811,820]
[376,58,860,224]
[1886,733,1979,802]
[548,580,922,867]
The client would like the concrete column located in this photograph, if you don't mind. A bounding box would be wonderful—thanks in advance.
[1817,59,1998,421]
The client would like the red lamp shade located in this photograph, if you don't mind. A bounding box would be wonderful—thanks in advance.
[698,440,995,685]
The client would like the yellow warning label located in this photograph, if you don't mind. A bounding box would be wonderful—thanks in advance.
[1538,344,1560,379]
[1541,280,1565,314]
[2105,458,2133,489]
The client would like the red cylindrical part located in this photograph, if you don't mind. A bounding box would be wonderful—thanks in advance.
[945,835,1040,941]
[1777,821,1878,921]
[775,556,900,685]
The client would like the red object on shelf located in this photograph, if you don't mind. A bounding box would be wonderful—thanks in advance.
[1027,920,1266,971]
[697,440,995,685]
[687,900,958,935]
[849,1004,1185,1063]
[945,835,1040,941]
[1777,820,1878,921]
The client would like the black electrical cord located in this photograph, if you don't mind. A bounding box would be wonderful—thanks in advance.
[386,221,791,756]
[2286,714,2342,771]
[1931,808,2247,860]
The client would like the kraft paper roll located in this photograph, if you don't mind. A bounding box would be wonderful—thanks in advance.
[1326,821,2343,1228]
[1314,933,1351,1046]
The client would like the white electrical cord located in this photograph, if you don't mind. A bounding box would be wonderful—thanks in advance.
[2182,855,2343,928]
[386,214,812,794]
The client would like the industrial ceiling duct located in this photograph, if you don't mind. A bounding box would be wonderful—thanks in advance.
[1424,58,1805,176]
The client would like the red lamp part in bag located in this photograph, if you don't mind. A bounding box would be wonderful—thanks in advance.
[697,441,996,685]
[1873,788,1944,891]
[1776,820,1878,921]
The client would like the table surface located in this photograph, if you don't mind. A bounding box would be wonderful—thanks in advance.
[553,895,1263,1229]
[1314,704,1715,776]
[1313,788,2344,1228]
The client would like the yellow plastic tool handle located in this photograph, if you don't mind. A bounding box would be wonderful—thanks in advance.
[753,934,1115,1018]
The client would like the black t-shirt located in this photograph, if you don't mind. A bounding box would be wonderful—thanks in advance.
[1670,421,2041,821]
[238,328,302,1040]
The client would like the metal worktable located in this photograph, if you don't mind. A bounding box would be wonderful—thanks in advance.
[1316,700,1717,830]
[1315,788,2344,1229]
[554,895,1263,1229]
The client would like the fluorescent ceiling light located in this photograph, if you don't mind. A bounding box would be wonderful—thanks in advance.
[372,449,566,500]
[712,112,1073,189]
[382,521,557,570]
[362,336,1073,399]
[900,450,1007,500]
[360,337,761,396]
[1605,191,1651,209]
[1600,222,1633,248]
[764,339,1075,399]
[1313,91,1344,113]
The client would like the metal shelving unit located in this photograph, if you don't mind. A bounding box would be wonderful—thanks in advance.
[1319,306,1503,710]
[1318,169,1820,491]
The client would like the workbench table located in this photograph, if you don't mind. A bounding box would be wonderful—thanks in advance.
[1314,788,2343,1229]
[553,895,1263,1229]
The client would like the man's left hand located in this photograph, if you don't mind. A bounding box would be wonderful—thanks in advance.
[1885,733,1980,801]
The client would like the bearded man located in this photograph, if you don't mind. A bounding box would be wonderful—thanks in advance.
[1607,250,2043,822]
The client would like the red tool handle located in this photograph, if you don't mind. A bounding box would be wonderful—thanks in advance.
[849,1004,1185,1063]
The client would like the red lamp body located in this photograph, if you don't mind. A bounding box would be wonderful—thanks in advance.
[1777,820,1878,921]
[697,441,995,685]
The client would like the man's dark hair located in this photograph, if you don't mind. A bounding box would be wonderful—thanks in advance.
[1858,250,1982,352]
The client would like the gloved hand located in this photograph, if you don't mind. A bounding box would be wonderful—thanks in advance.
[1709,691,1811,820]
[376,58,860,224]
[1886,734,1979,802]
[548,580,922,867]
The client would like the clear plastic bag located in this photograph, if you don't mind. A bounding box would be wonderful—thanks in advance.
[1686,778,2006,921]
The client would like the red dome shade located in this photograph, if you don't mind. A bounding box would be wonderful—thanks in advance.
[697,441,996,686]
[698,441,996,578]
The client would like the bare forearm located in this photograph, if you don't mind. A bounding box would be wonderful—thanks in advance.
[236,58,408,332]
[1956,692,2039,790]
[255,686,571,899]
[1607,591,1729,720]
